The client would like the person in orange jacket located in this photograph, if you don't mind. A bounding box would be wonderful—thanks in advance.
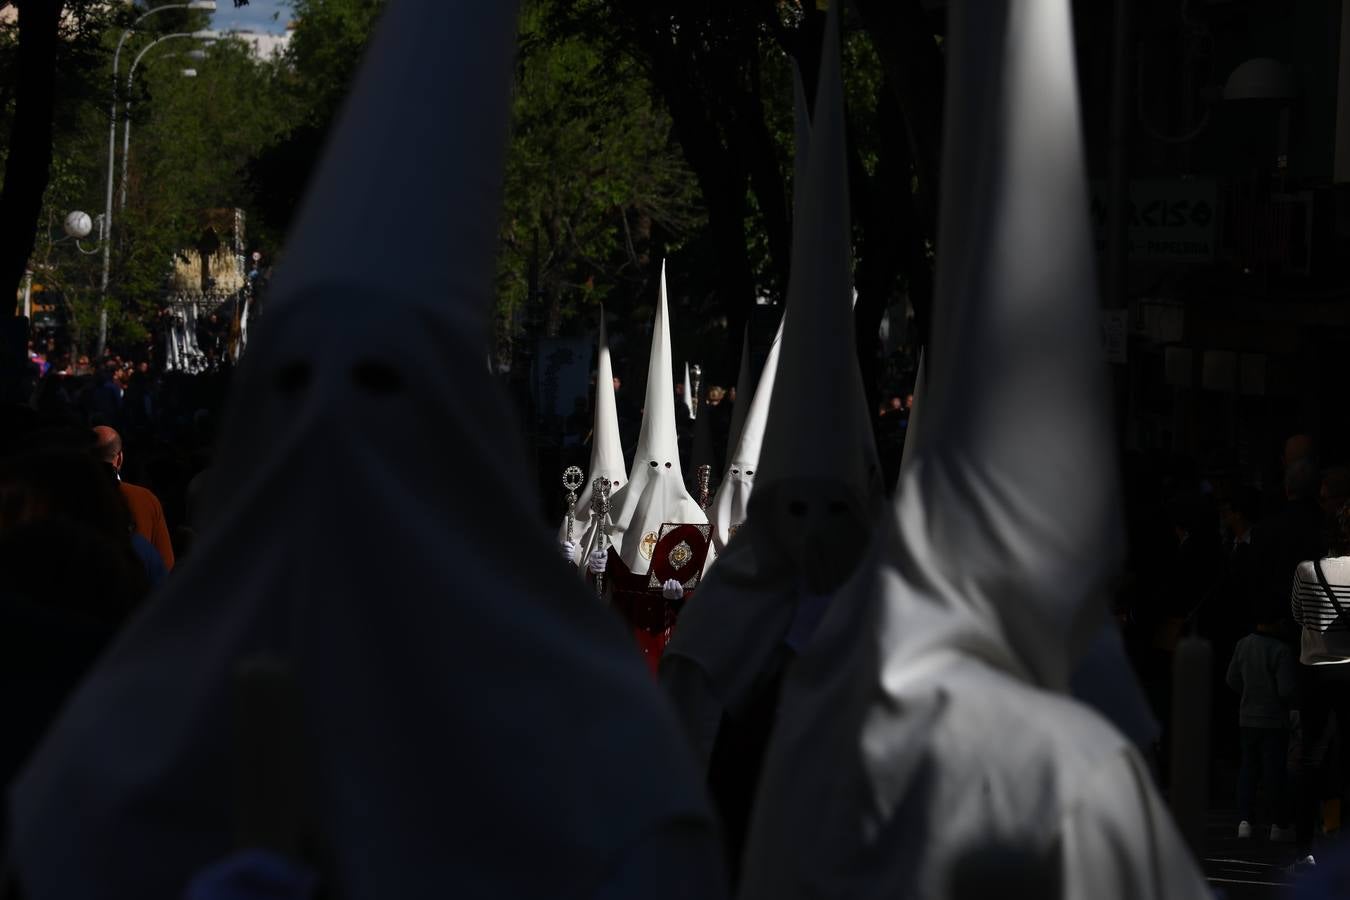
[93,426,175,571]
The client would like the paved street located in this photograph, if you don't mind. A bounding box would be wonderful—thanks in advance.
[1202,808,1291,899]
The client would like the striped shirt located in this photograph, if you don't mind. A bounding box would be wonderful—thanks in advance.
[1292,558,1350,664]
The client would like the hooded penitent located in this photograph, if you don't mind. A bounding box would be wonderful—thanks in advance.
[740,3,880,576]
[738,2,1208,898]
[559,311,626,570]
[723,326,755,465]
[661,1,881,760]
[5,3,724,899]
[707,319,782,557]
[605,263,708,578]
[912,355,1156,752]
[705,57,806,562]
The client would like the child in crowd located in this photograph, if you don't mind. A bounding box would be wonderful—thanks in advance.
[1227,597,1298,841]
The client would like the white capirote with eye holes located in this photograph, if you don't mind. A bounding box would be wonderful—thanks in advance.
[748,479,872,596]
[739,2,1207,898]
[709,319,782,557]
[4,1,724,897]
[606,262,707,576]
[660,0,880,768]
[559,311,627,569]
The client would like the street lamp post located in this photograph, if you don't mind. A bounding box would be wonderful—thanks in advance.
[97,0,216,359]
[19,210,101,322]
[120,30,219,212]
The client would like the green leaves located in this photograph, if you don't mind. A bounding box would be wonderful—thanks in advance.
[5,0,901,369]
[246,0,384,243]
[3,14,293,354]
[497,1,701,351]
[281,0,383,130]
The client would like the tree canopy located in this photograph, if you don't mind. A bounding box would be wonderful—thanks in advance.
[1,0,940,411]
[496,2,702,365]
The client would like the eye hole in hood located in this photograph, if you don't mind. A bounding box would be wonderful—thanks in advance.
[274,361,312,393]
[352,360,405,394]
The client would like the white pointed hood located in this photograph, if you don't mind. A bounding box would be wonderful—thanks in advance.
[661,4,878,720]
[894,350,1154,745]
[792,57,812,221]
[754,0,1124,769]
[737,3,1189,897]
[718,57,810,504]
[560,311,628,567]
[705,54,812,556]
[708,316,783,555]
[7,3,718,898]
[707,242,878,559]
[682,361,694,419]
[606,263,707,575]
[724,325,755,462]
[879,0,1123,687]
[745,0,881,575]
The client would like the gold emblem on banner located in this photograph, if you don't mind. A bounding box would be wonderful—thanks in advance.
[640,531,658,560]
[668,540,694,570]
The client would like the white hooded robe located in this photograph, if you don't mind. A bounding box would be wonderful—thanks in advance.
[4,3,724,898]
[560,312,627,571]
[708,323,782,558]
[661,2,882,768]
[737,2,1208,898]
[605,264,708,578]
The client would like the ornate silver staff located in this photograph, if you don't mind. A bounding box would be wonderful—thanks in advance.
[563,466,584,544]
[690,363,702,418]
[696,464,712,510]
[592,475,612,599]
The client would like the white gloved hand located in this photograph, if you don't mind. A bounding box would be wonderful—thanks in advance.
[587,548,608,574]
[662,578,685,601]
[560,540,578,564]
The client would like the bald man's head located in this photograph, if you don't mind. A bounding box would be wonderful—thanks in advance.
[92,426,123,470]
